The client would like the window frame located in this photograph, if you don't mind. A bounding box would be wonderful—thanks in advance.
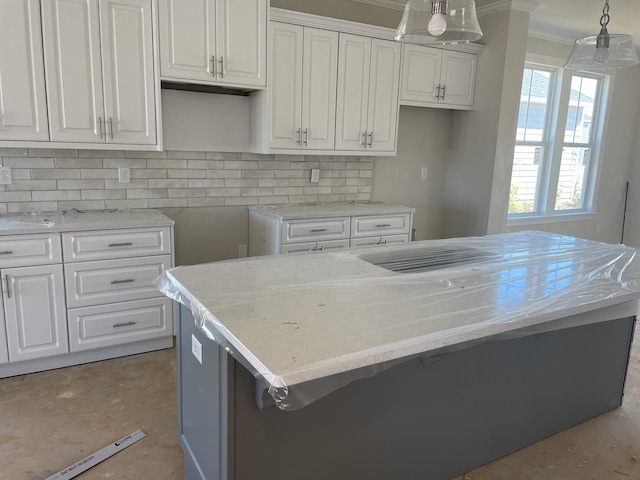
[508,57,610,223]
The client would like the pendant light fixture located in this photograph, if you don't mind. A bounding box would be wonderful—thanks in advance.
[394,0,483,46]
[565,0,640,71]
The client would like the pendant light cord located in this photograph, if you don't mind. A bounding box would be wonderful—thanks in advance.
[600,0,610,30]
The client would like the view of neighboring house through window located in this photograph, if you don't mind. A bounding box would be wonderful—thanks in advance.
[508,64,603,218]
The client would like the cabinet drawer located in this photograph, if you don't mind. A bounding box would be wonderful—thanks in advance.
[68,297,172,352]
[281,217,350,244]
[0,234,62,268]
[65,255,171,308]
[62,227,171,262]
[350,214,411,238]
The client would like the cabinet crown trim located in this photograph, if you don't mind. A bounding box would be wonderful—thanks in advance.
[270,8,485,55]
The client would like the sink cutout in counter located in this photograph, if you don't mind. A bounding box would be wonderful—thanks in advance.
[360,246,498,273]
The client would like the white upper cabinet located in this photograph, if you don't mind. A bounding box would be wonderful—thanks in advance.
[42,0,157,146]
[400,44,477,109]
[0,0,49,141]
[335,34,400,153]
[268,23,338,150]
[159,0,267,88]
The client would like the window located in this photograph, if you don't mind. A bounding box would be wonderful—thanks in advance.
[508,64,605,218]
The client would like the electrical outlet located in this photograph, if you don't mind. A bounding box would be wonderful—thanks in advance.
[118,167,131,184]
[310,168,320,183]
[421,167,428,181]
[0,167,12,185]
[238,244,248,258]
[192,334,203,364]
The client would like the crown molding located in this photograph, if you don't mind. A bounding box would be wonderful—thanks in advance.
[477,0,540,17]
[351,0,405,11]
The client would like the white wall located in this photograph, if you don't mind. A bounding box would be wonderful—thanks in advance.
[371,106,452,240]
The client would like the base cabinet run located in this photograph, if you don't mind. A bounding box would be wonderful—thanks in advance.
[177,304,636,480]
[0,211,174,378]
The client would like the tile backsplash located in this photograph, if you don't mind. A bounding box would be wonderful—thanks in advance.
[0,148,373,214]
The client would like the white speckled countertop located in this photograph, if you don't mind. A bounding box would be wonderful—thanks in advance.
[248,202,415,219]
[0,209,173,234]
[159,231,640,406]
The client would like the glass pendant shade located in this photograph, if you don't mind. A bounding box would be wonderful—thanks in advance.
[564,34,640,71]
[394,0,483,45]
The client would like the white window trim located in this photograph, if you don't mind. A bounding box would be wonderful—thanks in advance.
[507,54,613,226]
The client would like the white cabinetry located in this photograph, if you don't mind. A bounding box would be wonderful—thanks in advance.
[335,34,401,153]
[0,0,49,142]
[158,0,267,88]
[0,210,174,379]
[268,23,339,150]
[0,234,67,363]
[249,204,414,256]
[400,44,477,109]
[41,0,157,145]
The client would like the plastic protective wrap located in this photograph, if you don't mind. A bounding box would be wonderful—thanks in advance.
[155,231,640,411]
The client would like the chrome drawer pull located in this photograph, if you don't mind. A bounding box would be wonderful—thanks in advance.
[310,229,328,233]
[111,279,135,285]
[108,242,133,247]
[113,321,136,328]
[376,224,392,228]
[0,250,13,255]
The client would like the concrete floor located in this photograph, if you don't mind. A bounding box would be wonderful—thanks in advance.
[1,332,639,480]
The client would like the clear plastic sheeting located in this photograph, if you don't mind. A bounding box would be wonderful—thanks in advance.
[156,231,640,410]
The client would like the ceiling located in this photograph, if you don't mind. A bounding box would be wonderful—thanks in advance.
[357,0,640,47]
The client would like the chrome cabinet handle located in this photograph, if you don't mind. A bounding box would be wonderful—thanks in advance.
[108,242,133,247]
[376,224,391,228]
[318,245,325,251]
[303,128,308,146]
[296,128,301,145]
[113,321,136,328]
[4,276,10,299]
[368,132,373,147]
[380,239,387,245]
[111,279,135,285]
[435,85,441,100]
[98,117,103,139]
[361,131,367,147]
[219,56,224,78]
[0,251,13,255]
[109,117,114,140]
[310,228,327,233]
[210,55,216,77]
[440,85,446,101]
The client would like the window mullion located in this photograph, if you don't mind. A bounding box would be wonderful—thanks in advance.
[545,72,572,214]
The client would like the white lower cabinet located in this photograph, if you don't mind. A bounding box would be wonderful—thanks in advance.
[3,264,67,363]
[0,210,174,378]
[249,204,414,256]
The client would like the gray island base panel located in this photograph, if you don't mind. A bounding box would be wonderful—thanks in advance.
[178,304,636,480]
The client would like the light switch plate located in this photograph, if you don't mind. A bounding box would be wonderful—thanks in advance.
[118,167,131,184]
[192,334,203,364]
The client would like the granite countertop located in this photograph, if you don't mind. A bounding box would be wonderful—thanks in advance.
[159,231,640,406]
[248,202,415,219]
[0,209,174,235]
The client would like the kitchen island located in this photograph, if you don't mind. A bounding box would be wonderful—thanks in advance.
[158,231,640,480]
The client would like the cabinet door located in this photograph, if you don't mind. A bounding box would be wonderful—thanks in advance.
[400,44,441,105]
[269,23,303,149]
[366,39,401,152]
[42,0,105,143]
[158,0,216,82]
[0,298,7,364]
[3,265,68,363]
[101,0,157,145]
[440,51,477,107]
[301,28,339,151]
[217,0,266,87]
[335,34,371,151]
[0,0,49,141]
